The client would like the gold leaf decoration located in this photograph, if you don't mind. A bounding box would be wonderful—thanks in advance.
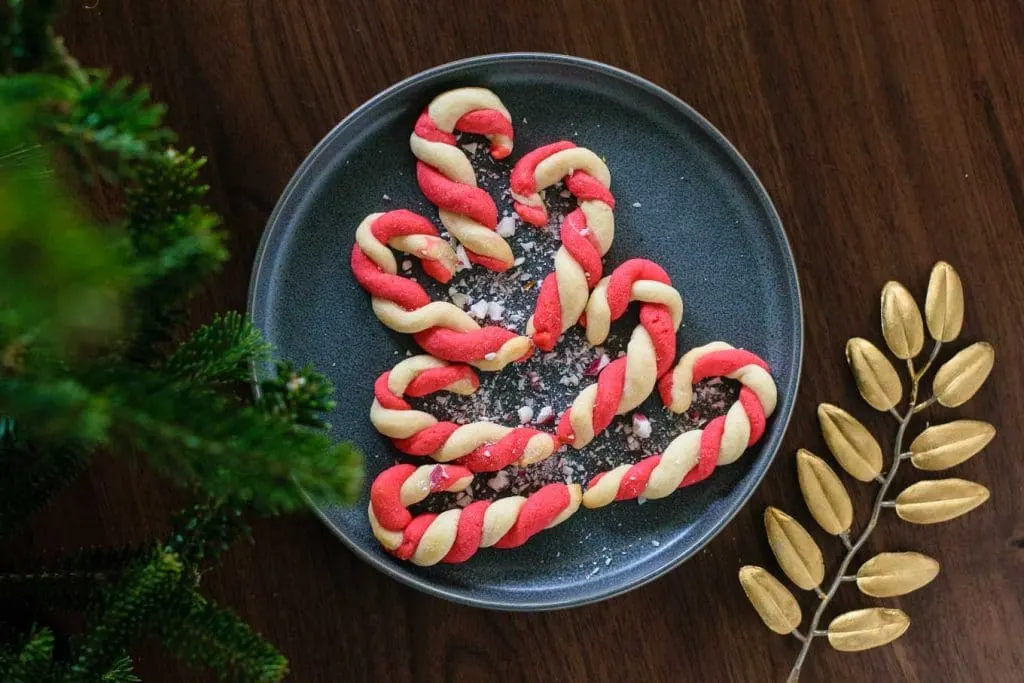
[846,338,903,411]
[817,403,883,482]
[827,608,910,652]
[925,261,964,342]
[895,478,990,524]
[796,449,853,535]
[932,342,995,408]
[880,281,924,359]
[738,566,803,634]
[856,552,940,597]
[764,507,824,591]
[910,420,996,471]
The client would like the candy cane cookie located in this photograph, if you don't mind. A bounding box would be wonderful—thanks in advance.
[582,344,776,508]
[350,210,532,371]
[370,355,560,472]
[369,463,582,565]
[511,141,615,351]
[410,87,515,271]
[557,259,683,449]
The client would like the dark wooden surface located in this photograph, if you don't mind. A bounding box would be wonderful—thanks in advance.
[24,1,1024,681]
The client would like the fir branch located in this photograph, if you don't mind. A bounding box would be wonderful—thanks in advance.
[101,655,140,683]
[1,0,60,74]
[167,503,250,567]
[109,375,361,512]
[257,361,337,430]
[0,626,56,682]
[155,590,288,683]
[125,146,208,233]
[69,551,183,681]
[0,439,90,538]
[0,377,110,446]
[162,312,269,388]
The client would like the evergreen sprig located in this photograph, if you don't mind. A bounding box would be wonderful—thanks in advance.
[0,1,363,680]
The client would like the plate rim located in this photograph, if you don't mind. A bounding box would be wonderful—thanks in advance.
[248,52,804,611]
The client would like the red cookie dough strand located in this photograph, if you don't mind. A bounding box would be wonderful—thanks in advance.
[369,209,454,283]
[413,326,531,364]
[491,484,573,548]
[416,163,497,229]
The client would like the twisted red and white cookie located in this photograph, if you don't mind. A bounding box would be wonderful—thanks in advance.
[370,355,560,472]
[511,141,615,351]
[369,463,582,565]
[350,210,532,371]
[410,87,515,271]
[583,343,777,508]
[557,259,684,449]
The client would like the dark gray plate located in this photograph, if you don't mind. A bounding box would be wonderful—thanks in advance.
[249,53,802,610]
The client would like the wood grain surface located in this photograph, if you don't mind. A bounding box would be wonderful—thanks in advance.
[21,1,1024,681]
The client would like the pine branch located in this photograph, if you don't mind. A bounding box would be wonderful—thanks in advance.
[1,0,61,74]
[69,550,183,681]
[101,655,140,683]
[0,626,56,682]
[167,503,250,567]
[109,374,361,512]
[161,312,269,388]
[0,376,110,446]
[0,438,90,539]
[155,590,288,683]
[257,361,337,430]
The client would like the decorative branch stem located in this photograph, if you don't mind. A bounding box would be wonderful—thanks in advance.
[785,342,941,683]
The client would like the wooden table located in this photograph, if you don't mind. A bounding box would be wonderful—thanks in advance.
[40,1,1024,680]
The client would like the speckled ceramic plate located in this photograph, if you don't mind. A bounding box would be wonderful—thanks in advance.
[249,53,802,610]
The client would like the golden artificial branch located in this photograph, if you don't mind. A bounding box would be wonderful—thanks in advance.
[737,262,996,682]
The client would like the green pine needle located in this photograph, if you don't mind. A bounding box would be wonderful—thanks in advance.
[257,361,337,430]
[0,438,89,538]
[0,627,56,682]
[70,551,183,681]
[101,655,140,683]
[156,590,288,683]
[162,312,270,387]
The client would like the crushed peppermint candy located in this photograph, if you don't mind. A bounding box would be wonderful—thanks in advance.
[583,352,611,376]
[468,300,489,319]
[632,201,642,208]
[632,413,652,439]
[461,142,479,156]
[535,405,554,424]
[454,244,472,271]
[486,301,505,322]
[401,259,412,272]
[496,215,517,237]
[517,405,534,424]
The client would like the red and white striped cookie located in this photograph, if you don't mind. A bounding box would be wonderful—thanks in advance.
[410,87,515,271]
[369,463,582,565]
[557,259,683,449]
[511,141,615,351]
[583,343,776,508]
[350,211,532,371]
[370,355,560,472]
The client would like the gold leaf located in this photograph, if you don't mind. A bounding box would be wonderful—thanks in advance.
[846,338,902,411]
[796,449,853,535]
[895,478,990,524]
[925,261,964,342]
[856,552,940,597]
[763,507,824,590]
[880,281,924,359]
[910,420,996,471]
[817,403,883,482]
[827,608,910,652]
[738,565,802,634]
[932,342,995,408]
